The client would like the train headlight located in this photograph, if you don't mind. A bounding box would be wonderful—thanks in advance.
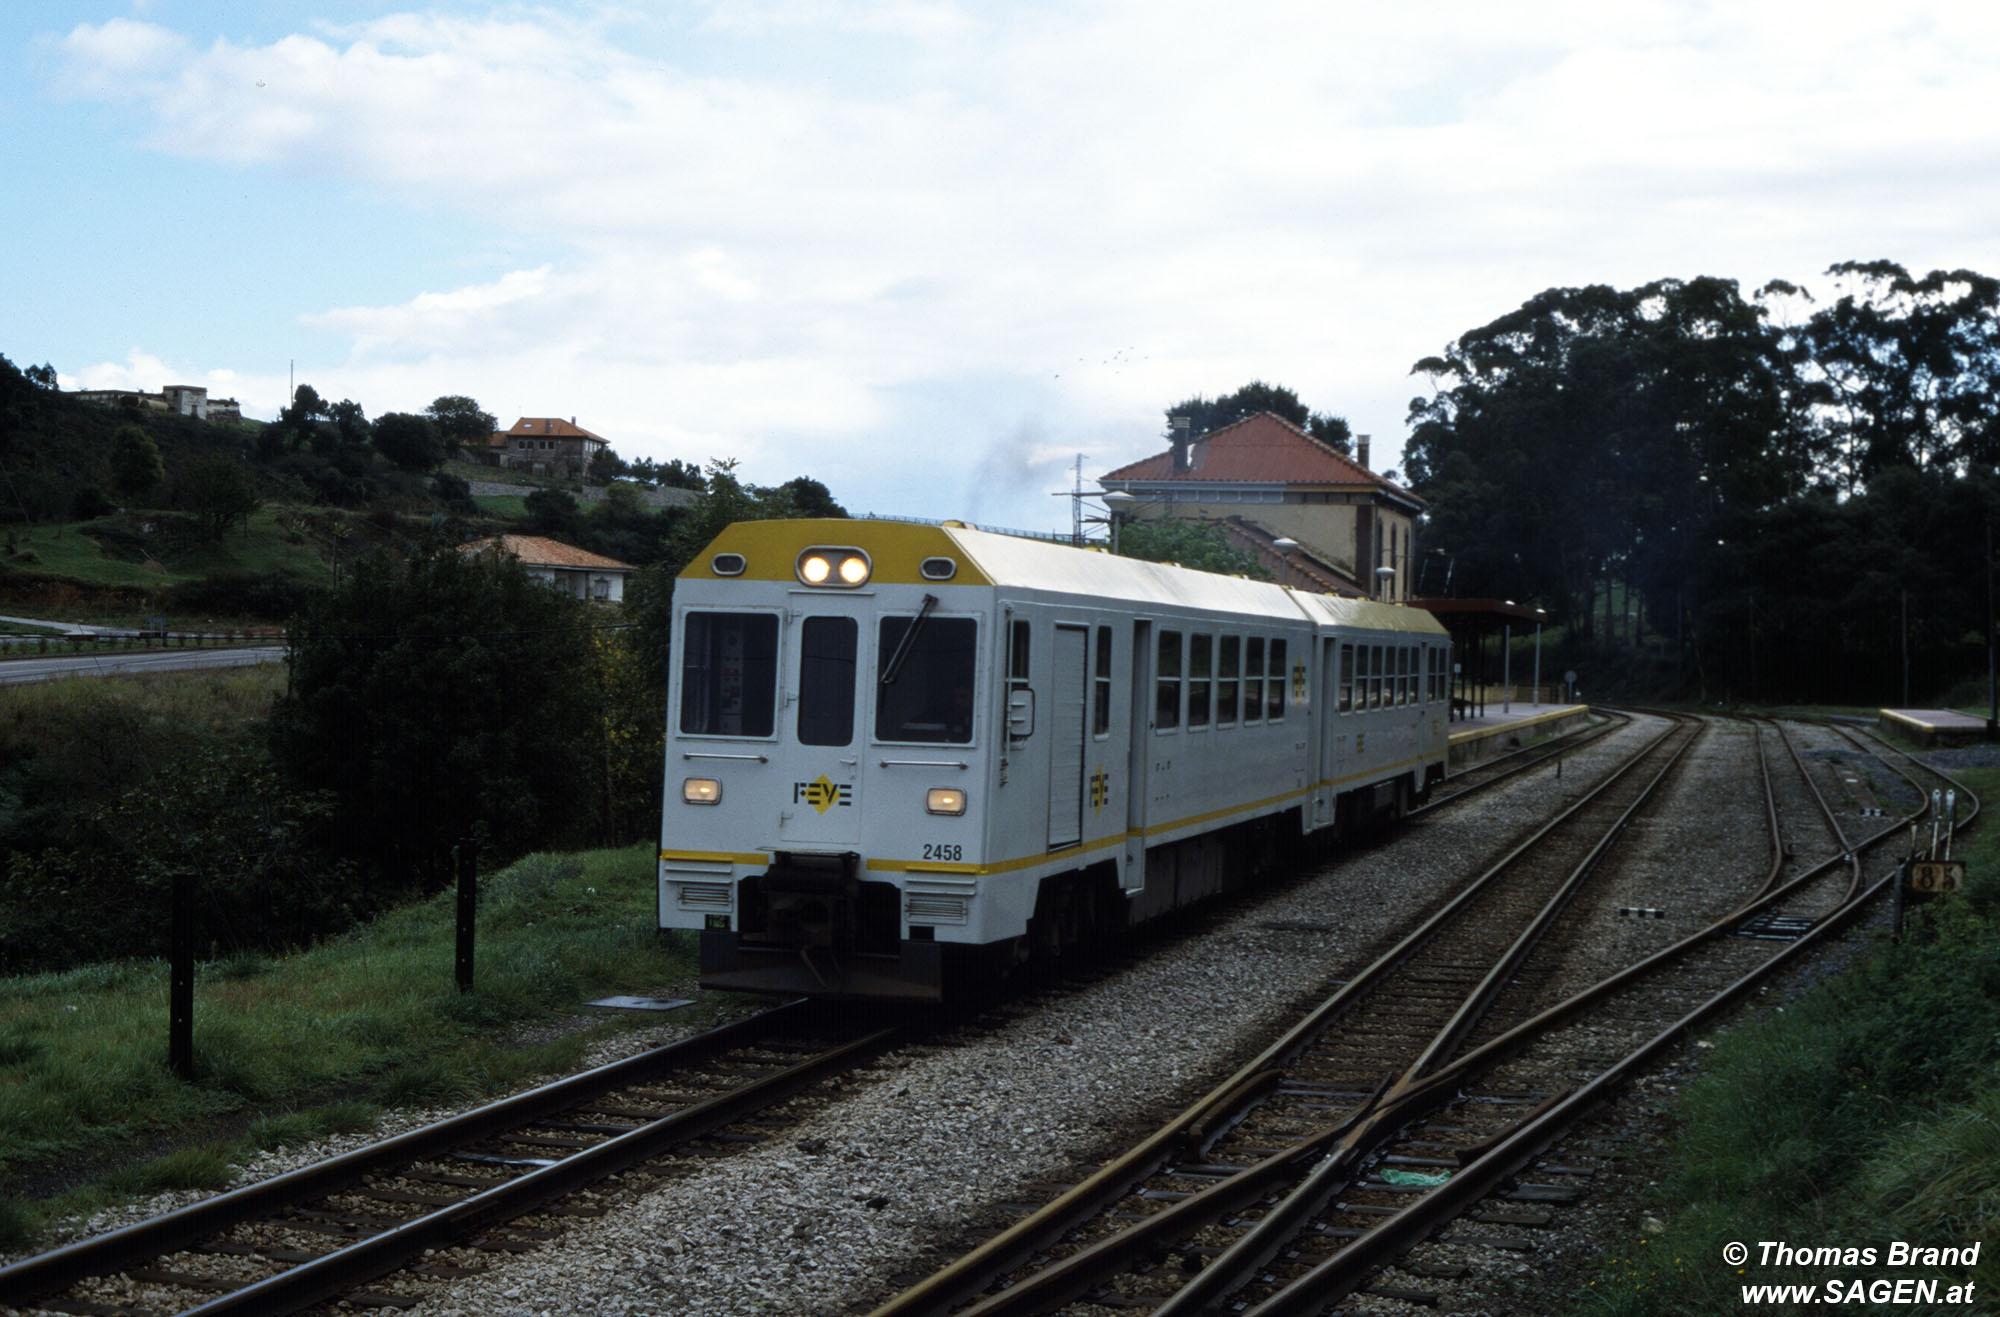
[796,547,871,588]
[683,777,722,805]
[926,787,967,815]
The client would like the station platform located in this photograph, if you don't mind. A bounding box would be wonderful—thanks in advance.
[1447,702,1591,770]
[1877,707,1995,746]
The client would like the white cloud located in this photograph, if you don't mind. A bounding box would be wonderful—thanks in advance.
[47,2,2000,526]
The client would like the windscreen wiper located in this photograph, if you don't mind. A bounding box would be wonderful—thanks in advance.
[878,593,939,687]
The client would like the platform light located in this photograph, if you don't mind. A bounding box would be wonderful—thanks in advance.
[926,787,967,815]
[683,777,722,804]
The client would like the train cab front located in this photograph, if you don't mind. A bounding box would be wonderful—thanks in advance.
[657,520,993,1002]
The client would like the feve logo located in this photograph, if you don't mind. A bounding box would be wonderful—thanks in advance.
[794,775,853,813]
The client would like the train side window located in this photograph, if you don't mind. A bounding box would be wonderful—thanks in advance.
[1244,637,1265,723]
[1006,619,1032,744]
[1370,644,1385,709]
[1267,637,1287,720]
[680,612,778,737]
[796,616,858,746]
[1338,642,1354,713]
[1217,635,1240,726]
[1155,631,1182,731]
[1188,634,1212,728]
[1092,624,1113,737]
[1399,646,1412,705]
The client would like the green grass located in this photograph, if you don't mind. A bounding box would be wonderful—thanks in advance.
[1570,765,2000,1314]
[0,844,707,1248]
[0,506,330,597]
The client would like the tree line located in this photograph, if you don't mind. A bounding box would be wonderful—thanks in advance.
[1401,261,2000,704]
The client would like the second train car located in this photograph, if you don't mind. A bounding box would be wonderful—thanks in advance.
[658,518,1449,1000]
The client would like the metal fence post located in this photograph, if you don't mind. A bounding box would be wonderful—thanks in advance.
[455,839,479,992]
[169,869,195,1079]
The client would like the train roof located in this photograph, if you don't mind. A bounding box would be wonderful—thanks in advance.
[682,519,1445,635]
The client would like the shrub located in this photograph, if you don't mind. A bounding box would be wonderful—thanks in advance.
[161,572,320,622]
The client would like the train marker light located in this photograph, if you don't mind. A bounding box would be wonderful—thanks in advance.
[683,777,722,804]
[926,787,967,815]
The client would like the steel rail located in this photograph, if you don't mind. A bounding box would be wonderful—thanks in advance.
[1239,721,1980,1316]
[869,712,1688,1317]
[1247,864,1911,1317]
[177,1022,910,1316]
[1769,715,1862,909]
[1411,708,1627,817]
[0,1000,828,1309]
[1151,715,1703,1316]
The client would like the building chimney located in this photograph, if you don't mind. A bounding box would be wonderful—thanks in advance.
[1170,413,1192,474]
[1356,433,1372,472]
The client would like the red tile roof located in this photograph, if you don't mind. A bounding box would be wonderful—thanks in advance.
[507,417,607,440]
[460,535,635,572]
[1101,412,1420,506]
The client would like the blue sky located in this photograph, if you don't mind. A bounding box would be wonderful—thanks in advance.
[6,1,1999,533]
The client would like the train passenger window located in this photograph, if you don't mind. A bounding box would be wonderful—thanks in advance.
[797,616,858,746]
[1188,634,1212,728]
[876,615,978,743]
[1338,643,1354,713]
[680,612,778,737]
[1399,646,1412,705]
[1217,636,1240,725]
[1370,644,1385,709]
[1244,638,1265,723]
[1155,631,1182,731]
[1093,625,1113,737]
[1267,638,1287,720]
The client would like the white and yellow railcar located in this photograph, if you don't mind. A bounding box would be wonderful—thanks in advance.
[658,519,1448,1000]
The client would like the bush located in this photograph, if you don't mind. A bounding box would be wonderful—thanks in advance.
[161,572,320,622]
[267,538,603,890]
[0,744,370,975]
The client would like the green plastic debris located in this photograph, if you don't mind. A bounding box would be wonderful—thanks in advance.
[1380,1167,1452,1186]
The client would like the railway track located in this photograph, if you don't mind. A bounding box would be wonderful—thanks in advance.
[0,1001,913,1316]
[1411,708,1625,817]
[870,714,1977,1316]
[868,712,1705,1316]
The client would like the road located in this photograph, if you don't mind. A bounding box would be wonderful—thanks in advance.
[0,646,286,685]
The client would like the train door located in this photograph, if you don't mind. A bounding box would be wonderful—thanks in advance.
[1122,619,1151,891]
[1311,634,1338,831]
[779,611,865,851]
[1047,624,1088,850]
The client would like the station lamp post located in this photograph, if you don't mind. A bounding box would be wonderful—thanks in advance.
[1273,537,1299,587]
